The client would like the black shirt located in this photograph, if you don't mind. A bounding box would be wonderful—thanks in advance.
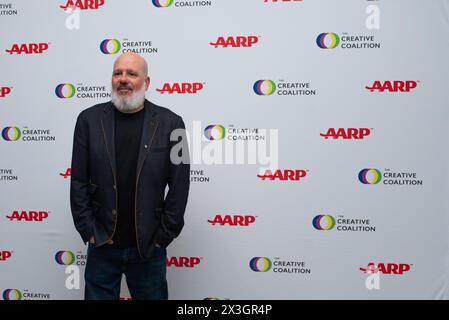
[112,107,144,248]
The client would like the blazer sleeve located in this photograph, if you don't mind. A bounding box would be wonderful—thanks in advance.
[70,112,95,243]
[154,116,190,248]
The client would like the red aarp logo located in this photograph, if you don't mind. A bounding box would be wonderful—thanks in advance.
[0,251,12,261]
[6,210,49,222]
[360,262,413,275]
[210,36,259,48]
[166,256,202,268]
[60,168,71,179]
[320,128,371,140]
[60,0,105,10]
[5,43,49,55]
[208,215,256,226]
[257,169,308,181]
[1,87,12,98]
[156,82,204,94]
[365,80,418,92]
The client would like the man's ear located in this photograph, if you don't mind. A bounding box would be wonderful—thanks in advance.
[145,76,150,90]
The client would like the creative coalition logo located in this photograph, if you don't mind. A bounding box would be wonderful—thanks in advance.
[0,250,12,261]
[313,214,376,232]
[55,250,87,266]
[99,38,158,54]
[2,289,21,300]
[1,86,12,98]
[253,79,317,96]
[151,0,213,8]
[208,214,257,227]
[156,82,205,94]
[55,83,110,99]
[1,126,55,142]
[6,210,50,222]
[55,84,75,98]
[249,257,311,274]
[203,125,225,140]
[166,256,202,268]
[360,262,413,275]
[60,0,106,10]
[0,168,18,182]
[99,39,121,54]
[358,168,423,186]
[2,289,50,300]
[0,3,18,16]
[253,80,276,96]
[316,32,380,49]
[1,126,20,141]
[320,128,372,140]
[204,125,266,141]
[358,168,381,184]
[312,215,335,230]
[365,80,419,93]
[210,36,260,48]
[5,42,50,55]
[316,33,340,49]
[249,257,271,272]
[190,168,210,183]
[257,169,308,181]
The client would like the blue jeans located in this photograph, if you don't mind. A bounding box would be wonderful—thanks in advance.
[84,244,167,300]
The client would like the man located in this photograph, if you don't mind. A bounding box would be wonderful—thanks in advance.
[70,52,190,300]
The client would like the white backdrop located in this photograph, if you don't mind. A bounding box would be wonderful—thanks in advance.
[1,0,449,300]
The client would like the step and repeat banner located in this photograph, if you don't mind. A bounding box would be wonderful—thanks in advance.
[1,0,449,300]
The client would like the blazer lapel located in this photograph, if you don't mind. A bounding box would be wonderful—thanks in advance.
[101,103,117,174]
[137,100,159,177]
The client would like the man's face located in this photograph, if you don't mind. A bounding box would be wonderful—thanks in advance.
[111,54,149,98]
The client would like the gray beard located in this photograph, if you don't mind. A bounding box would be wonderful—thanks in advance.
[111,83,146,112]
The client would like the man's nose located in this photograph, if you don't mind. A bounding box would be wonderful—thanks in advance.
[119,73,128,83]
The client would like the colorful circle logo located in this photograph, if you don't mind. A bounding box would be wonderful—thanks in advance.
[2,127,21,141]
[249,257,272,272]
[204,125,226,141]
[312,215,336,230]
[55,84,76,98]
[152,0,174,7]
[358,168,382,184]
[55,251,75,265]
[2,289,22,300]
[100,39,121,54]
[316,33,340,49]
[253,80,276,96]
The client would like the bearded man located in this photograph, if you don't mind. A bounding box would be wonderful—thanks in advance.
[70,52,190,300]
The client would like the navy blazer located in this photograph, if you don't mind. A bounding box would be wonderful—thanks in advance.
[70,99,190,258]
